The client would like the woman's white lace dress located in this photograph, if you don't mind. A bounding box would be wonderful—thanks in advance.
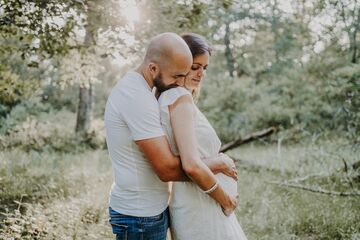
[159,87,247,240]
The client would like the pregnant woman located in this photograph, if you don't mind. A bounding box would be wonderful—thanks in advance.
[158,33,247,240]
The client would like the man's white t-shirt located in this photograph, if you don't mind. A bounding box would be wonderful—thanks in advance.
[104,71,168,217]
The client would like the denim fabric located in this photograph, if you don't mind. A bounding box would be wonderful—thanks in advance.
[109,207,169,240]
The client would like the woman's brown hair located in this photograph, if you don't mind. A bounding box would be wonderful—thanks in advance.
[181,33,212,101]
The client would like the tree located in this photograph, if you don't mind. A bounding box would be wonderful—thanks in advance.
[0,0,79,116]
[315,0,360,63]
[0,0,133,137]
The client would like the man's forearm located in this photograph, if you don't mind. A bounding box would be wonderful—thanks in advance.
[167,167,190,181]
[165,156,191,182]
[168,155,224,181]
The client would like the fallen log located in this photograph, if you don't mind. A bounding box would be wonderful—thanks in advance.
[220,127,276,153]
[352,160,360,170]
[268,181,360,197]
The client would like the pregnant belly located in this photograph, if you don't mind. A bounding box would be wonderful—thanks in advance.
[215,173,238,197]
[169,174,238,212]
[170,174,238,208]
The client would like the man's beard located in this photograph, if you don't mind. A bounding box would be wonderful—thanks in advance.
[153,72,178,93]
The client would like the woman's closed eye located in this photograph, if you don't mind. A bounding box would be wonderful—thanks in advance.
[191,66,207,71]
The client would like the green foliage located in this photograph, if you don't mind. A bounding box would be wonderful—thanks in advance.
[199,42,360,144]
[329,64,360,138]
[41,85,79,112]
[0,69,39,115]
[0,36,43,117]
[0,102,105,152]
[0,0,82,58]
[0,98,52,134]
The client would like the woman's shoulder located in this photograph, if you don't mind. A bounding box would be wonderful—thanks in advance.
[163,86,192,97]
[158,87,192,107]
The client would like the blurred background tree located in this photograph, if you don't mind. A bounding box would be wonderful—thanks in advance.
[0,0,359,146]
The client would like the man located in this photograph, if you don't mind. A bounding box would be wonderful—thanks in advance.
[104,32,236,240]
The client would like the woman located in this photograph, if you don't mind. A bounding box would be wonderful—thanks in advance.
[158,33,247,240]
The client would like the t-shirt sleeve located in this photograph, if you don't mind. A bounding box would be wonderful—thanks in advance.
[121,93,165,141]
[158,87,193,107]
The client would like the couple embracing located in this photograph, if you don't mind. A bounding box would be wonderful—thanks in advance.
[104,32,247,240]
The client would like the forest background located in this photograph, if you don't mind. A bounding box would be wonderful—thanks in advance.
[0,0,359,239]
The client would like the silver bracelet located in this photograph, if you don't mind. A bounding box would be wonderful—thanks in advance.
[203,181,218,194]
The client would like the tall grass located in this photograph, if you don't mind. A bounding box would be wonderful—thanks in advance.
[1,140,359,239]
[0,149,113,239]
[232,140,360,240]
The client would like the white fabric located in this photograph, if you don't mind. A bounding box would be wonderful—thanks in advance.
[159,87,247,240]
[104,71,169,217]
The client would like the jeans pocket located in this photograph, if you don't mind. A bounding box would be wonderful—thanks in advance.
[144,211,169,233]
[110,221,128,240]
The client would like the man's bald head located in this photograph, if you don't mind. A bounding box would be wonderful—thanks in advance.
[144,32,192,68]
[137,32,193,91]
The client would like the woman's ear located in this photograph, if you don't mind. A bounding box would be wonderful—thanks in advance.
[148,62,159,78]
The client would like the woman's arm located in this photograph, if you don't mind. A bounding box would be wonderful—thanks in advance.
[169,94,236,216]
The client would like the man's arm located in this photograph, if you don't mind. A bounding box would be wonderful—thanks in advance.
[137,138,238,182]
[136,136,190,182]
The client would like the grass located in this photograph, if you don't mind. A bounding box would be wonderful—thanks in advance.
[231,140,360,240]
[0,139,359,239]
[0,150,72,213]
[0,149,113,239]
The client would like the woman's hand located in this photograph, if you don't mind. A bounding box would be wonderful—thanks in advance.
[221,194,238,216]
[219,153,238,181]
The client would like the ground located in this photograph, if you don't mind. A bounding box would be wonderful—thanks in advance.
[0,141,359,239]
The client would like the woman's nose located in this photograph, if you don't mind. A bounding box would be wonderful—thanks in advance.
[198,68,204,77]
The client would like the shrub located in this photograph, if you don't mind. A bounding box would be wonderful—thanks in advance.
[199,57,360,144]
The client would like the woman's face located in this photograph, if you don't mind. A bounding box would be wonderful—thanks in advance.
[183,52,209,91]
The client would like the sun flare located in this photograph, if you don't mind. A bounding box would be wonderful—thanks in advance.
[120,0,140,27]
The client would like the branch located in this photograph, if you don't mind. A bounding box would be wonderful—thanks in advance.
[220,127,276,153]
[268,181,360,197]
[285,173,329,183]
[343,158,355,189]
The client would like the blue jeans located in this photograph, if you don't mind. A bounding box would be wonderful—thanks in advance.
[108,207,169,240]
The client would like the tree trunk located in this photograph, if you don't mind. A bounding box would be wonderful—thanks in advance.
[351,34,358,63]
[350,26,358,63]
[271,0,280,63]
[75,84,93,135]
[351,8,360,63]
[224,22,235,77]
[75,20,94,136]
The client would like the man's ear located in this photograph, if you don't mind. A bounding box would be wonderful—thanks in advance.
[148,62,159,78]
